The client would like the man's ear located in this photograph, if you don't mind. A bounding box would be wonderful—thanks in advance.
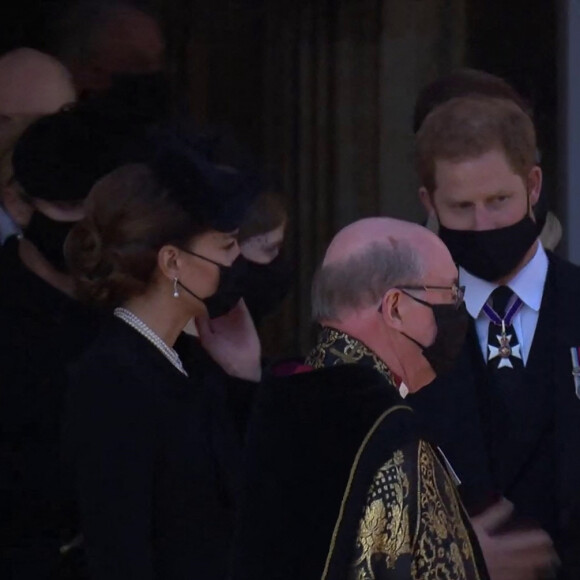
[419,186,435,214]
[380,288,405,331]
[528,165,542,209]
[419,187,440,232]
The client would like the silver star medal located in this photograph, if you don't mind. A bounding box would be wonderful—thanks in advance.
[488,321,522,369]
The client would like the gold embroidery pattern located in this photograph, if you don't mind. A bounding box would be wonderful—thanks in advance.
[306,327,395,384]
[411,441,480,579]
[351,450,412,579]
[321,406,415,580]
[350,442,482,580]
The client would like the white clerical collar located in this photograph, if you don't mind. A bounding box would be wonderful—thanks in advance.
[399,382,409,398]
[460,241,548,319]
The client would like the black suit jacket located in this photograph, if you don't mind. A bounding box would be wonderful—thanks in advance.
[410,252,580,578]
[0,237,100,577]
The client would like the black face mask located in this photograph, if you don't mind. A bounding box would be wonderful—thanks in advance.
[177,252,247,319]
[400,292,468,377]
[238,253,294,324]
[97,72,171,123]
[25,212,76,272]
[439,213,538,282]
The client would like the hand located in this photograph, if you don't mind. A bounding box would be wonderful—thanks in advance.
[471,498,559,580]
[196,299,262,382]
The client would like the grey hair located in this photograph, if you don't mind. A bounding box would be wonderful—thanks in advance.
[311,240,424,322]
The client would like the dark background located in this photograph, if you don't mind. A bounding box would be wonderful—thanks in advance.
[0,0,560,355]
[0,0,559,200]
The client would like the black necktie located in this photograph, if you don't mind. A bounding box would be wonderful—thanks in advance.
[485,286,525,489]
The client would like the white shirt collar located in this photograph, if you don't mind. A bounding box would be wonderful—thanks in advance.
[0,205,21,244]
[460,242,548,319]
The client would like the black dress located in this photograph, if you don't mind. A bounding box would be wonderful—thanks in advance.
[66,316,248,580]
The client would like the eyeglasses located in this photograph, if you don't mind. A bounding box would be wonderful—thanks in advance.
[396,284,465,309]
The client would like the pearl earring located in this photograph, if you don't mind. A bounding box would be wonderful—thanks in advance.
[173,277,179,298]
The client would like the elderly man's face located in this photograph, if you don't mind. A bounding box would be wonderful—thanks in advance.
[396,248,461,355]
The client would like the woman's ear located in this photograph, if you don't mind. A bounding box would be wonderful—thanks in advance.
[157,245,181,280]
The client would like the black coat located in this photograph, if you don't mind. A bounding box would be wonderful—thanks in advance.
[0,237,99,578]
[66,316,250,580]
[410,252,580,578]
[231,363,488,580]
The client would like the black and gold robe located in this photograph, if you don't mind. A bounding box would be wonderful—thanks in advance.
[231,328,488,580]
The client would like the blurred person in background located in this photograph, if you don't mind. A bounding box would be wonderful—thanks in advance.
[51,0,165,98]
[0,47,76,245]
[237,190,292,326]
[0,107,136,579]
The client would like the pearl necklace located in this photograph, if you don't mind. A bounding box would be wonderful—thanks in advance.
[114,307,188,377]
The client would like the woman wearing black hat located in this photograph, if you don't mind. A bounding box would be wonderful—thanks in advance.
[64,142,262,580]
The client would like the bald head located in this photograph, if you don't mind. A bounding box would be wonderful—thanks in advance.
[0,48,76,116]
[313,217,454,322]
[0,48,77,197]
[323,217,444,266]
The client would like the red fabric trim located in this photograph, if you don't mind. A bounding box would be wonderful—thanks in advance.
[292,364,314,375]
